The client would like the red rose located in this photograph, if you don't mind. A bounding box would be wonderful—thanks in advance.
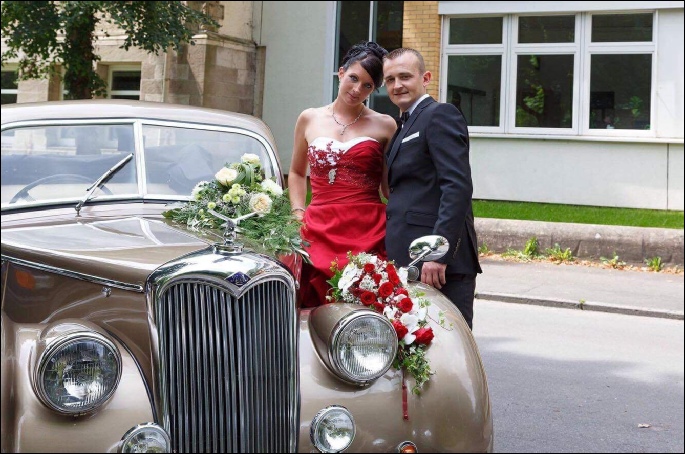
[386,263,396,274]
[397,297,413,313]
[392,320,408,339]
[364,263,375,273]
[373,273,382,285]
[396,288,409,296]
[372,302,385,313]
[378,282,394,298]
[360,291,376,306]
[388,272,400,285]
[414,327,434,345]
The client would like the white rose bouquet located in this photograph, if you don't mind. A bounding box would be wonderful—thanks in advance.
[163,154,307,258]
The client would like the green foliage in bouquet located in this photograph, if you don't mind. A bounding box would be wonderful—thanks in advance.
[162,153,308,258]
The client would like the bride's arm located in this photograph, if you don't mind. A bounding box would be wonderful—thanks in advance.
[289,111,311,221]
[379,114,397,200]
[380,160,389,200]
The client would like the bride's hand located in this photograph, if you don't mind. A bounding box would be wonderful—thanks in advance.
[291,207,305,221]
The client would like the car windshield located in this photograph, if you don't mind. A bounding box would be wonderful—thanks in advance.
[1,122,276,209]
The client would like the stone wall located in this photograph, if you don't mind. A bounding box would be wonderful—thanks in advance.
[4,1,258,115]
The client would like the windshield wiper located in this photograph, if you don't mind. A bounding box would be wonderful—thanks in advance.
[75,153,134,216]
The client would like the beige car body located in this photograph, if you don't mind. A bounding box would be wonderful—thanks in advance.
[1,101,493,453]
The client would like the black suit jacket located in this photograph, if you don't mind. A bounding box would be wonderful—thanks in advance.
[385,96,481,275]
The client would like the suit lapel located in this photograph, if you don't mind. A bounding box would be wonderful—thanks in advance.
[387,97,434,169]
[386,125,403,158]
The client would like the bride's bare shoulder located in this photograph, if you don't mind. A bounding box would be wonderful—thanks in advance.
[300,105,331,118]
[367,109,398,136]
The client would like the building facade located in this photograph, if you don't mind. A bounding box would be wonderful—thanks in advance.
[3,1,683,210]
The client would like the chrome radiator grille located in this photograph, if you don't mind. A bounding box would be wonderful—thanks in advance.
[155,278,298,453]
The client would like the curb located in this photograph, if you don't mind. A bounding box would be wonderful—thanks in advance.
[475,291,684,321]
[475,218,684,266]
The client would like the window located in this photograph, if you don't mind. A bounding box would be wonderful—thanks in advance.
[443,12,655,136]
[588,14,653,131]
[108,67,141,100]
[1,69,18,104]
[334,1,403,115]
[446,17,504,127]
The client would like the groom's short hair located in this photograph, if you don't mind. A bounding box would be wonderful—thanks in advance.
[384,48,426,73]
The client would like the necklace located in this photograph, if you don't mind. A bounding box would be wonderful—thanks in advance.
[332,104,364,136]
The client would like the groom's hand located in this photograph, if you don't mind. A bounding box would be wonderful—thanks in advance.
[421,261,447,289]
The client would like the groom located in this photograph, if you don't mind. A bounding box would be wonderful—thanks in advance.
[383,48,481,329]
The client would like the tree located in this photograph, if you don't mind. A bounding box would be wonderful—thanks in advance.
[1,1,218,99]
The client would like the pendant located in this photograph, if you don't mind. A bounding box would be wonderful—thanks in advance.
[340,127,346,136]
[328,168,337,184]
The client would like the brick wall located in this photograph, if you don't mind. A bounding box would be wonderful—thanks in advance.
[402,1,441,100]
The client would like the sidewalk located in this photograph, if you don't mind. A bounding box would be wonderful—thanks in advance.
[476,257,684,320]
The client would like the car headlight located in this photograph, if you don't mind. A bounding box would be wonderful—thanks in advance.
[35,331,121,414]
[120,423,171,453]
[310,406,355,453]
[329,310,398,384]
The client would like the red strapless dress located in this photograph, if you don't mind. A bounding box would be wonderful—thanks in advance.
[299,136,387,307]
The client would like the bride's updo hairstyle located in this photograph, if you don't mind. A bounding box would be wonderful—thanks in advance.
[341,41,388,90]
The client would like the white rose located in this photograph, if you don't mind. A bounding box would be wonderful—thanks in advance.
[400,313,420,334]
[191,181,208,200]
[248,193,273,214]
[215,167,238,186]
[403,332,416,346]
[383,306,398,320]
[260,179,283,197]
[398,267,408,286]
[338,263,361,294]
[241,153,261,165]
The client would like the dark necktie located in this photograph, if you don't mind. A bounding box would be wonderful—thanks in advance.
[400,111,410,125]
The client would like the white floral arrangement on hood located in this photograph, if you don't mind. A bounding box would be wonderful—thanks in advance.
[163,153,307,258]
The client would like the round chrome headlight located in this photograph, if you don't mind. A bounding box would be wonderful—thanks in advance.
[330,312,398,384]
[120,423,171,453]
[36,332,121,414]
[310,406,355,453]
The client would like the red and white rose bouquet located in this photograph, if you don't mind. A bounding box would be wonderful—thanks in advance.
[329,252,435,393]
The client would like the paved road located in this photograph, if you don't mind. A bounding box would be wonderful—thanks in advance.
[473,300,684,453]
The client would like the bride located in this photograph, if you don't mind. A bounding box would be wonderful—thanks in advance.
[288,41,398,307]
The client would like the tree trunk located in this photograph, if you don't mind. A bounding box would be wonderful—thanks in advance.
[63,6,99,99]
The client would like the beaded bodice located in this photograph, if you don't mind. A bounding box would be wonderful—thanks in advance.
[307,136,383,191]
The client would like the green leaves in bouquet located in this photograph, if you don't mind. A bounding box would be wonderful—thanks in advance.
[394,344,433,395]
[162,156,307,259]
[238,193,308,258]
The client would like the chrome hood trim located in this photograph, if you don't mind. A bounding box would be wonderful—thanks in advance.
[147,247,294,298]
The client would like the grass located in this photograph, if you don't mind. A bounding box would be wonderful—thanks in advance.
[473,200,684,230]
[304,187,683,229]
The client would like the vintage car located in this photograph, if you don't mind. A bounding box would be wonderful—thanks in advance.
[1,100,492,453]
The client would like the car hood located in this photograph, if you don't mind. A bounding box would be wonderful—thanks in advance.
[1,216,210,290]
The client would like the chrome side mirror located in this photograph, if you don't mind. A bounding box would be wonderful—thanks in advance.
[405,235,449,282]
[408,235,449,264]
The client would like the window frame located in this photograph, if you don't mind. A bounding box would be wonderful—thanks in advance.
[441,15,509,133]
[332,1,403,114]
[581,11,656,138]
[1,66,19,105]
[441,10,657,138]
[108,65,142,100]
